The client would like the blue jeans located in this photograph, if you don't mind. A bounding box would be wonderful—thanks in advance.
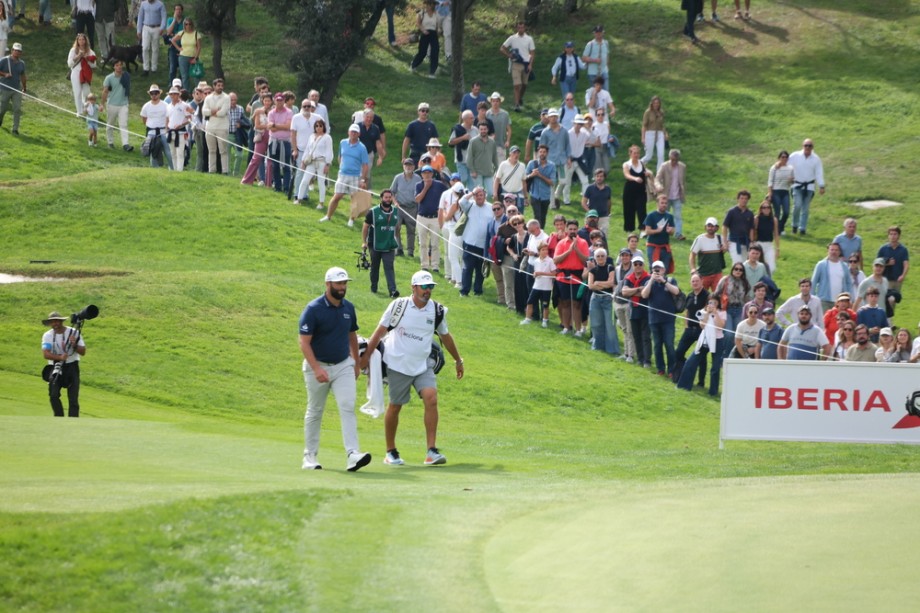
[148,131,174,169]
[589,294,620,355]
[461,243,485,295]
[178,55,192,93]
[456,162,470,186]
[792,187,815,233]
[772,189,790,234]
[168,46,181,85]
[677,338,724,396]
[674,326,706,386]
[722,305,743,357]
[668,198,683,236]
[39,0,51,22]
[646,245,672,273]
[270,140,292,192]
[385,3,396,43]
[650,320,676,374]
[559,76,577,99]
[470,174,493,199]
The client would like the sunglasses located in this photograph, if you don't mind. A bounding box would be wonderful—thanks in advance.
[733,267,744,272]
[804,144,814,148]
[512,221,523,226]
[633,262,644,266]
[418,284,435,290]
[492,207,503,211]
[849,259,859,263]
[419,109,429,113]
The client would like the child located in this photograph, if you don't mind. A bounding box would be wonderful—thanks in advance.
[520,242,556,328]
[84,93,99,147]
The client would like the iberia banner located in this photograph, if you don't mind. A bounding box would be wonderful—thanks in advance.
[720,360,920,446]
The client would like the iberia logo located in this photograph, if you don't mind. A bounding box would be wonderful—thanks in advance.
[893,390,920,429]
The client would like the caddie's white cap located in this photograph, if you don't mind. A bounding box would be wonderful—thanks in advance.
[411,271,437,286]
[325,267,352,282]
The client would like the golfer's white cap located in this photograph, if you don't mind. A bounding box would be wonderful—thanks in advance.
[411,271,437,286]
[325,267,352,282]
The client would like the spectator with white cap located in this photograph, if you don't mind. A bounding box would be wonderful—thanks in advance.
[360,270,465,467]
[298,266,372,472]
[320,123,369,226]
[0,42,26,136]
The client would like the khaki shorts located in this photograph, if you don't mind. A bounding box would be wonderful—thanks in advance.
[387,367,437,405]
[510,63,528,86]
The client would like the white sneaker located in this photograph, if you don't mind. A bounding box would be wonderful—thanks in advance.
[574,329,584,338]
[424,447,447,466]
[560,328,570,335]
[542,319,549,328]
[519,318,532,325]
[318,216,329,223]
[346,451,371,472]
[626,356,634,364]
[316,203,324,210]
[384,449,405,466]
[346,219,354,228]
[302,453,322,470]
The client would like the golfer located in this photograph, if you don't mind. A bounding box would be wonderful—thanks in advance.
[361,271,464,466]
[299,266,372,472]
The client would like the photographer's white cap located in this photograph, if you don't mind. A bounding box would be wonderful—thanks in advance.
[652,260,665,269]
[325,267,352,282]
[411,271,437,286]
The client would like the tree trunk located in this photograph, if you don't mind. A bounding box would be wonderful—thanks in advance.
[450,0,476,106]
[525,0,541,26]
[115,0,128,27]
[564,0,578,14]
[212,34,224,79]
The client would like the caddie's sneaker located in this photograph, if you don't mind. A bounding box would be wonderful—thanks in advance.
[302,453,322,470]
[384,449,405,466]
[424,447,447,466]
[346,451,372,472]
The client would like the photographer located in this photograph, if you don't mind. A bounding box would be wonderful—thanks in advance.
[41,312,86,418]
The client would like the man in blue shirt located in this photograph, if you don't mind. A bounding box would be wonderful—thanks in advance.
[755,308,784,359]
[460,81,487,115]
[415,165,448,272]
[641,260,679,376]
[321,124,369,226]
[525,143,555,230]
[539,108,571,209]
[582,168,612,236]
[298,267,371,472]
[402,102,439,164]
[877,225,910,292]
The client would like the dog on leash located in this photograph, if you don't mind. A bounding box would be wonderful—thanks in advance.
[101,35,143,72]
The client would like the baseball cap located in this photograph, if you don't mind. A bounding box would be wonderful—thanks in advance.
[547,108,560,117]
[873,257,886,266]
[633,255,645,264]
[540,108,549,116]
[273,93,284,101]
[411,271,437,286]
[503,193,517,202]
[450,172,461,181]
[705,217,719,226]
[402,158,416,166]
[798,305,812,313]
[420,165,434,173]
[509,145,521,154]
[12,43,22,52]
[418,102,430,111]
[619,247,632,256]
[564,41,574,48]
[593,25,605,33]
[325,267,351,283]
[762,307,776,315]
[171,78,182,88]
[586,209,599,218]
[880,327,893,337]
[348,123,361,133]
[652,260,665,270]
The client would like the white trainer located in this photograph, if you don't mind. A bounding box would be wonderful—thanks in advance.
[424,447,447,466]
[318,216,329,223]
[384,449,405,466]
[346,219,354,228]
[302,453,322,470]
[346,451,372,472]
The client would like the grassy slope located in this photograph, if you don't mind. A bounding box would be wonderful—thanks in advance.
[2,0,920,609]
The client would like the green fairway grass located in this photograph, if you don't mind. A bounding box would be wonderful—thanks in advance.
[2,0,920,609]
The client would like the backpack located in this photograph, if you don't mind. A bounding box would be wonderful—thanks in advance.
[670,277,688,313]
[386,297,446,374]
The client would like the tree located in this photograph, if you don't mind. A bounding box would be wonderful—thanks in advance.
[450,0,478,106]
[269,0,408,109]
[194,0,238,80]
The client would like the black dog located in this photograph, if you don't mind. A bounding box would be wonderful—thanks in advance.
[101,35,143,73]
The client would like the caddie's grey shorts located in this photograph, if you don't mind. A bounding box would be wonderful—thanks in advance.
[387,367,437,405]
